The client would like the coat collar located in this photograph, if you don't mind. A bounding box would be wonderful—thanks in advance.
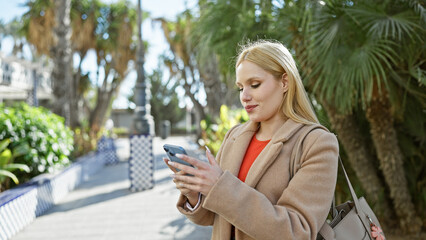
[230,118,305,143]
[223,119,305,187]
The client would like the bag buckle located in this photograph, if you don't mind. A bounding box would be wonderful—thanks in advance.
[367,215,374,225]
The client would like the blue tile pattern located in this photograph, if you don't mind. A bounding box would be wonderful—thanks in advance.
[129,134,154,192]
[0,151,107,240]
[97,137,120,165]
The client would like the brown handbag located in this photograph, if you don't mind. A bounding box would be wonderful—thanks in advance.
[290,125,386,240]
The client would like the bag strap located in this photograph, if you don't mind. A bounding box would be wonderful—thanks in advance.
[290,125,339,219]
[289,124,361,211]
[337,156,361,214]
[289,124,327,178]
[290,125,369,239]
[336,156,373,238]
[318,158,371,240]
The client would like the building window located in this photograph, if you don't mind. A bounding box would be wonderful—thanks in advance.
[2,63,11,85]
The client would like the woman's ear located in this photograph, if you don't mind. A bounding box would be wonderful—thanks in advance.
[282,73,289,93]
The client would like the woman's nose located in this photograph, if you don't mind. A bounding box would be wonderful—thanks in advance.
[241,89,252,102]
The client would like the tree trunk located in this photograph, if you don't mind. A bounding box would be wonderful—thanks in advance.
[97,88,115,129]
[321,101,396,225]
[89,69,110,133]
[51,0,73,125]
[89,85,117,136]
[183,81,205,138]
[69,52,83,129]
[89,92,106,134]
[180,66,206,137]
[365,93,422,233]
[199,54,226,118]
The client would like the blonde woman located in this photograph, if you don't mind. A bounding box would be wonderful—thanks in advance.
[164,40,339,240]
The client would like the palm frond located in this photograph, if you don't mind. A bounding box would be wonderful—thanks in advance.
[345,4,424,41]
[310,37,398,113]
[408,0,426,23]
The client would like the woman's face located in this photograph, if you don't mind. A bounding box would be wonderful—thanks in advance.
[236,60,288,123]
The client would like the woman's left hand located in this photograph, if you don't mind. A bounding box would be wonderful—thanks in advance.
[169,148,223,196]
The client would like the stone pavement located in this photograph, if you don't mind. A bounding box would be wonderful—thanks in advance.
[11,136,212,240]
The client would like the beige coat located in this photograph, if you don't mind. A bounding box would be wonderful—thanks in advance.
[177,119,339,240]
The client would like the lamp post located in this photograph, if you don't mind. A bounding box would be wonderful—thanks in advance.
[132,0,154,136]
[129,0,155,192]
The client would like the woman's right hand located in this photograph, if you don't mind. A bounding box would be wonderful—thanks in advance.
[163,158,199,206]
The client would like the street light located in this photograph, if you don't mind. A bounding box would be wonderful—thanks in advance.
[129,0,155,192]
[132,0,154,135]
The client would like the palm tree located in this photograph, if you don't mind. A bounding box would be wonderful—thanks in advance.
[88,0,137,134]
[275,0,395,223]
[23,0,55,56]
[22,0,138,135]
[52,0,74,125]
[69,0,98,128]
[22,0,74,124]
[155,13,207,136]
[305,0,424,233]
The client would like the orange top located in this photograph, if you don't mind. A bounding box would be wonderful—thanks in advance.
[238,134,270,182]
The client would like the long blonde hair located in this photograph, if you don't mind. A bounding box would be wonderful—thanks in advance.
[236,40,319,125]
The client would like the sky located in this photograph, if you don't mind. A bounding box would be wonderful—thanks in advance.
[0,0,198,109]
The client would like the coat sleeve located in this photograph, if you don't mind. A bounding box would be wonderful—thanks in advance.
[201,129,339,240]
[176,124,242,226]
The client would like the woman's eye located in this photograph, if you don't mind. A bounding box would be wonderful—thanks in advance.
[237,88,243,92]
[251,83,260,89]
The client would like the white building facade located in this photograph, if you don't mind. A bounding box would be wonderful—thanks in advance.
[0,52,53,105]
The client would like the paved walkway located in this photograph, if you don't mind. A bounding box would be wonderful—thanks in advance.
[11,136,212,240]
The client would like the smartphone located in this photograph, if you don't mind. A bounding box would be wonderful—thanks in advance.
[163,144,194,171]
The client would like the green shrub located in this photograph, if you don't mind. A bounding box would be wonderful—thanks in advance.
[73,127,97,158]
[0,139,31,192]
[200,105,248,155]
[0,103,74,184]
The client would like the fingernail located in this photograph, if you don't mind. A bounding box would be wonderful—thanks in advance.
[170,174,176,179]
[206,146,211,154]
[176,153,183,158]
[168,161,175,166]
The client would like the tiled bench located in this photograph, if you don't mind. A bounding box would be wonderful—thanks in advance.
[0,151,107,240]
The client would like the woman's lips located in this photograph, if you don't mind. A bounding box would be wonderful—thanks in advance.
[245,105,257,113]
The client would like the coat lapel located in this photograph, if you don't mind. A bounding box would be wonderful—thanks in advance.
[244,119,305,188]
[222,121,258,176]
